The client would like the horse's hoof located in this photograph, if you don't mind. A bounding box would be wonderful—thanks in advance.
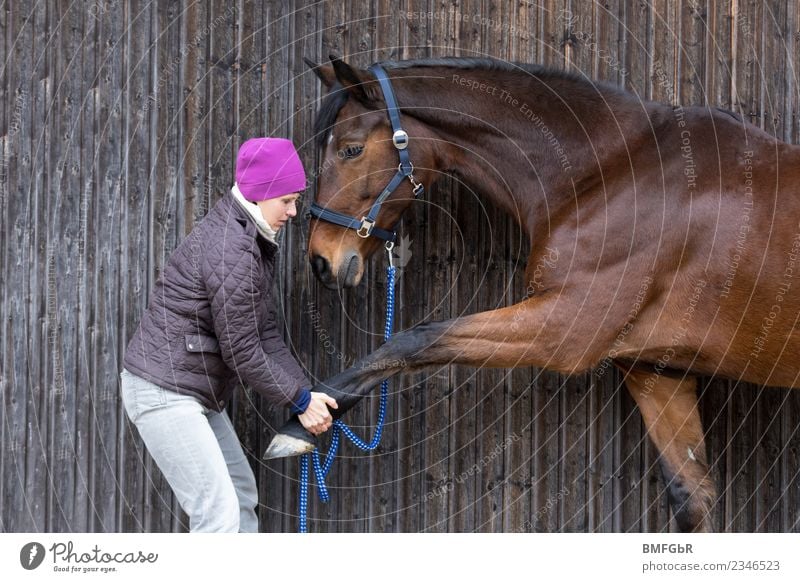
[262,434,316,459]
[262,418,318,459]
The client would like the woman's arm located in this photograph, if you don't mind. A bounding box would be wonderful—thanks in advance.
[204,234,307,407]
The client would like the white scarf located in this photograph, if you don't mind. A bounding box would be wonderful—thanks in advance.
[231,183,278,245]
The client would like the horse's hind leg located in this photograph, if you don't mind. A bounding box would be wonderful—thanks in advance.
[621,367,715,532]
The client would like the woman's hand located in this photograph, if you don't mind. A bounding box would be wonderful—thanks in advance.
[298,392,339,435]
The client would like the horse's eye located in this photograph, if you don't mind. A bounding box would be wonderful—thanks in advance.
[340,144,364,160]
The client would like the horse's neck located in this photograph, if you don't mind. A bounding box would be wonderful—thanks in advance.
[397,67,648,238]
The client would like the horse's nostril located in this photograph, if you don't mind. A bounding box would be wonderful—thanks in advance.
[311,254,330,279]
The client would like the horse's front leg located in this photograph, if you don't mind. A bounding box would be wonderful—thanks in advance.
[264,294,601,459]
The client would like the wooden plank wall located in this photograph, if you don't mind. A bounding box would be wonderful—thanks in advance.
[1,0,799,532]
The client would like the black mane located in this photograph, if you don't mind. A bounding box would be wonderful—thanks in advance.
[381,56,585,82]
[312,57,600,150]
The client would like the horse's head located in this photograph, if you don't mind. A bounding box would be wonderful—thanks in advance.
[305,56,438,289]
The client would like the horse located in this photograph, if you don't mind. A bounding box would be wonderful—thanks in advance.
[264,55,800,532]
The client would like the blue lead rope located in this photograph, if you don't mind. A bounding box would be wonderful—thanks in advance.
[298,258,397,533]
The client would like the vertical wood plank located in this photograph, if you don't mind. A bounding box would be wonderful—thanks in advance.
[728,382,760,530]
[678,0,709,106]
[539,0,567,68]
[732,0,762,125]
[0,0,8,531]
[24,0,52,532]
[651,0,679,105]
[51,1,88,532]
[87,0,127,532]
[119,0,157,533]
[2,0,43,533]
[594,0,624,85]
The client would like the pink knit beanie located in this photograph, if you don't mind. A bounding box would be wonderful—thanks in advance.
[235,137,307,201]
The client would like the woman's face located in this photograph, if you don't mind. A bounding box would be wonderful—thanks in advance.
[256,193,301,231]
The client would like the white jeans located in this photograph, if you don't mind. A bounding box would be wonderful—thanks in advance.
[120,368,259,532]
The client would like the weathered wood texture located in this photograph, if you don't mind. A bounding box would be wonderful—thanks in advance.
[1,0,799,532]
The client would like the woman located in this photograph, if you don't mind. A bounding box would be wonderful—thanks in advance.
[121,137,336,532]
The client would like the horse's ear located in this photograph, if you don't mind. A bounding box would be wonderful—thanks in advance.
[329,55,382,106]
[304,57,336,88]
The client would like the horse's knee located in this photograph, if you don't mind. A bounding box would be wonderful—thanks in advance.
[372,321,442,367]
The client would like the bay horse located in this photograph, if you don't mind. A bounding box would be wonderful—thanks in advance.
[265,56,800,532]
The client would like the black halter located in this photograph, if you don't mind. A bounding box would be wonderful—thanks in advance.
[308,65,425,244]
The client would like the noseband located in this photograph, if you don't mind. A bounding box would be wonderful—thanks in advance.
[308,65,425,244]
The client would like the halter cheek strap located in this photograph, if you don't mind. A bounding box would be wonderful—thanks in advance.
[308,64,425,244]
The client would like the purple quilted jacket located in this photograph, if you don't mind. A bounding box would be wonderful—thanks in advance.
[123,191,309,412]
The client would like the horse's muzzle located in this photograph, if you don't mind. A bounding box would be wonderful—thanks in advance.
[310,252,362,289]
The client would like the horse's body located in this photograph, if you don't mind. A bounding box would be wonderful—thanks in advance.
[265,57,800,532]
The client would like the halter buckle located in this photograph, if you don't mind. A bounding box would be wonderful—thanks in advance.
[357,217,375,238]
[392,129,409,150]
[409,174,424,197]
